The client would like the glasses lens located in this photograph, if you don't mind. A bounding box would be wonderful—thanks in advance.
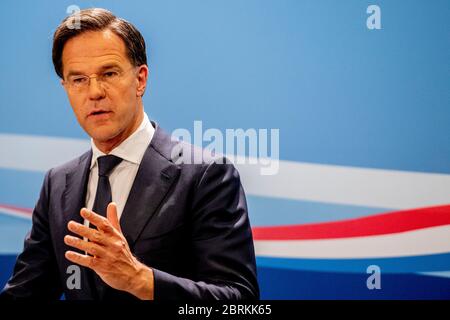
[70,76,88,88]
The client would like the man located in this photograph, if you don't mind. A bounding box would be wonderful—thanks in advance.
[1,8,259,300]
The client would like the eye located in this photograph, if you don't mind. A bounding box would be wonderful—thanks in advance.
[71,76,88,85]
[103,71,119,78]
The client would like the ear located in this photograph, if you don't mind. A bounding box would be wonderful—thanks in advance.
[136,65,149,97]
[60,79,69,93]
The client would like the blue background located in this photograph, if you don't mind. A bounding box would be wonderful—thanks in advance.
[0,0,449,299]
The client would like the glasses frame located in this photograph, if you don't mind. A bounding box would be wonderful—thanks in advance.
[63,66,138,91]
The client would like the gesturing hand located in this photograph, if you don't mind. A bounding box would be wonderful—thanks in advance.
[64,202,154,299]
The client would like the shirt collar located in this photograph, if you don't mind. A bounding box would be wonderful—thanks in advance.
[90,112,154,169]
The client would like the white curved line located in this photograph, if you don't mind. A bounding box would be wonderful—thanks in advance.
[254,225,450,259]
[1,133,450,209]
[0,205,32,220]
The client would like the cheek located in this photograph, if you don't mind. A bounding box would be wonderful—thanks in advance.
[119,89,136,104]
[67,96,89,127]
[68,98,83,119]
[111,87,138,114]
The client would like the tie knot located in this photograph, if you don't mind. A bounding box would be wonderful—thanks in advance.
[97,155,122,177]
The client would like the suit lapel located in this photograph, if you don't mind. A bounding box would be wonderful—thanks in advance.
[62,150,92,228]
[61,150,97,298]
[120,126,181,247]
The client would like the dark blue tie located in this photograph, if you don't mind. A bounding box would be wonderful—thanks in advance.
[92,155,123,217]
[90,155,122,298]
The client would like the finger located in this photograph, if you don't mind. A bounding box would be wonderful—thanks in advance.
[65,250,96,270]
[64,235,106,257]
[107,202,122,234]
[67,221,106,245]
[80,208,114,233]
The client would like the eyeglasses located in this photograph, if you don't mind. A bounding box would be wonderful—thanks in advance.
[64,67,136,91]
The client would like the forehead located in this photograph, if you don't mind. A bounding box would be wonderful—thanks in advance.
[62,29,130,75]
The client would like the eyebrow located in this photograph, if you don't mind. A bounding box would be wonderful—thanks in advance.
[65,63,123,78]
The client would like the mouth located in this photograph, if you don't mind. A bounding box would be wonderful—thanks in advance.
[88,110,112,118]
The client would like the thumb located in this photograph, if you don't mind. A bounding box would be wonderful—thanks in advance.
[107,202,122,233]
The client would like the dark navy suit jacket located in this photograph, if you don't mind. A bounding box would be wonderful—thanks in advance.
[1,124,259,300]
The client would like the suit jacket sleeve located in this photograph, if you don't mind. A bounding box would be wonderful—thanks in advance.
[0,169,63,300]
[152,158,259,300]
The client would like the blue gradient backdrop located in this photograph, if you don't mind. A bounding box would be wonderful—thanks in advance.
[0,0,449,299]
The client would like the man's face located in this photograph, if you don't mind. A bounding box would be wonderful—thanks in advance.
[61,29,147,148]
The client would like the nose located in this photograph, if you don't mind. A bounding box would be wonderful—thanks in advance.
[87,77,106,101]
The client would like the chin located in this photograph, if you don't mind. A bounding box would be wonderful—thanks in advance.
[88,127,120,143]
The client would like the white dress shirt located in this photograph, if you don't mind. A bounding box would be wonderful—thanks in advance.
[85,112,155,223]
